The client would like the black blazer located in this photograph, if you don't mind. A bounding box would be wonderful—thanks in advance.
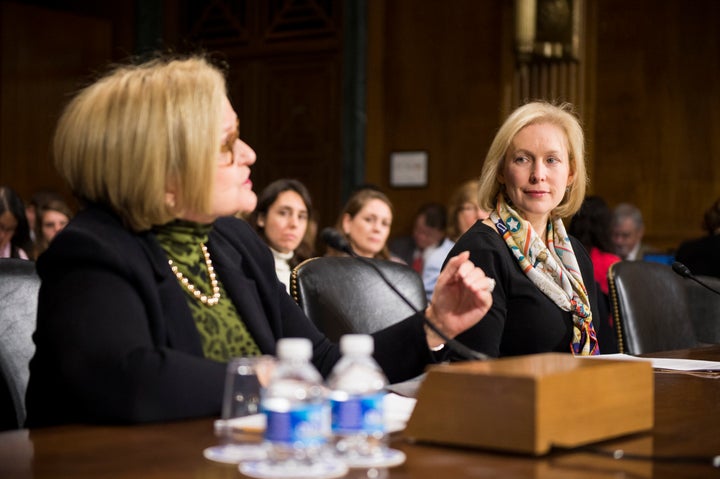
[448,222,600,358]
[26,205,432,426]
[675,234,720,279]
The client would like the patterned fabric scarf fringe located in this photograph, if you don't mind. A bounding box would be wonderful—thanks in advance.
[490,197,599,356]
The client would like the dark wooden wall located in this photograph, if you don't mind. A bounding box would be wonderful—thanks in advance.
[588,0,720,250]
[0,0,344,233]
[2,0,719,253]
[369,0,720,251]
[0,1,125,210]
[366,0,509,238]
[169,1,344,232]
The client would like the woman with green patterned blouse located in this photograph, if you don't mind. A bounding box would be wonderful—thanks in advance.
[26,55,494,426]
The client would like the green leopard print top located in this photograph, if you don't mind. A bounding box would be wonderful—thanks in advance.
[154,220,261,361]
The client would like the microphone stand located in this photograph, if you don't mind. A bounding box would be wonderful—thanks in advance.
[672,261,720,296]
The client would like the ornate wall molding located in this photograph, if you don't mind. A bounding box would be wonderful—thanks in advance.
[512,0,585,108]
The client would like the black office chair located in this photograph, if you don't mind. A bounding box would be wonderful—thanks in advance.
[290,256,427,342]
[683,274,720,345]
[608,260,700,355]
[0,258,40,430]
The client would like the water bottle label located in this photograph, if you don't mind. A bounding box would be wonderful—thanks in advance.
[264,403,329,446]
[331,392,385,433]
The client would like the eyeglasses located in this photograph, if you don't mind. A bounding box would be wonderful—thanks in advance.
[218,119,240,167]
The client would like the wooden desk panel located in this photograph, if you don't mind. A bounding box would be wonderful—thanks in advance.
[2,346,719,479]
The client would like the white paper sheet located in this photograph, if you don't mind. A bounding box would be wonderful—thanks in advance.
[584,353,720,371]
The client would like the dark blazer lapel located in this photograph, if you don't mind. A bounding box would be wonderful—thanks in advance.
[136,231,205,355]
[207,233,279,355]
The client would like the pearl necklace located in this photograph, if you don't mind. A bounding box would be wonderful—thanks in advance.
[168,243,221,306]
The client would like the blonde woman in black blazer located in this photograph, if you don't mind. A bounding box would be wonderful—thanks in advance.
[26,55,494,427]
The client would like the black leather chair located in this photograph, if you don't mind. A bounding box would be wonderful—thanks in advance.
[608,261,700,355]
[683,275,720,345]
[0,259,40,430]
[290,256,427,342]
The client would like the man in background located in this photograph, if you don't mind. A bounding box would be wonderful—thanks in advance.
[611,203,649,260]
[390,202,447,272]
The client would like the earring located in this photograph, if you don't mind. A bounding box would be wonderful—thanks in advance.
[566,186,571,193]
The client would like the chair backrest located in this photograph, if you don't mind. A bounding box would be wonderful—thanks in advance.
[290,256,427,342]
[608,260,699,354]
[683,275,720,344]
[0,258,40,430]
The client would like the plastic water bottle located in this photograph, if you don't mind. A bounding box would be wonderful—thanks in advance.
[327,334,388,464]
[261,337,330,466]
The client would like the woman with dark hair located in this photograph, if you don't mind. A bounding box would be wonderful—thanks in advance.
[569,195,621,353]
[25,189,64,244]
[0,186,32,260]
[568,195,621,295]
[249,178,316,293]
[33,198,74,257]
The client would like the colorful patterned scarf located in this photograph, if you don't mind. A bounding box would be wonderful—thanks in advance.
[490,196,599,355]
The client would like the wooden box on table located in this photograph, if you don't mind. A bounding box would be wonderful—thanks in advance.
[403,353,654,455]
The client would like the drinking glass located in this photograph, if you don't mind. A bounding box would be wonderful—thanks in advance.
[203,355,276,464]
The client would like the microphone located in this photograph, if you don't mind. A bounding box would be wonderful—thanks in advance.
[320,227,488,361]
[672,261,720,296]
[320,227,353,256]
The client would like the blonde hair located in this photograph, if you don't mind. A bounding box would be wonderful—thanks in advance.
[53,56,227,231]
[447,179,480,241]
[477,101,587,219]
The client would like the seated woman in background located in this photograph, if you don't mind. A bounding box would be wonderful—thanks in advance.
[445,101,600,358]
[326,187,402,262]
[568,195,621,296]
[33,198,74,257]
[0,186,32,260]
[26,55,494,427]
[675,197,720,278]
[568,195,620,353]
[422,179,488,300]
[249,178,316,293]
[25,189,64,244]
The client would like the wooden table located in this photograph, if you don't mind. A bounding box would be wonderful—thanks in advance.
[2,346,719,479]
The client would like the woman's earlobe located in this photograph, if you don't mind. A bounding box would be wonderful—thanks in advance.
[341,213,352,235]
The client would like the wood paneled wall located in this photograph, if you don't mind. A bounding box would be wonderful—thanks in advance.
[589,0,720,250]
[174,0,345,235]
[366,0,510,238]
[2,0,719,254]
[1,0,344,239]
[368,0,720,251]
[0,1,116,210]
